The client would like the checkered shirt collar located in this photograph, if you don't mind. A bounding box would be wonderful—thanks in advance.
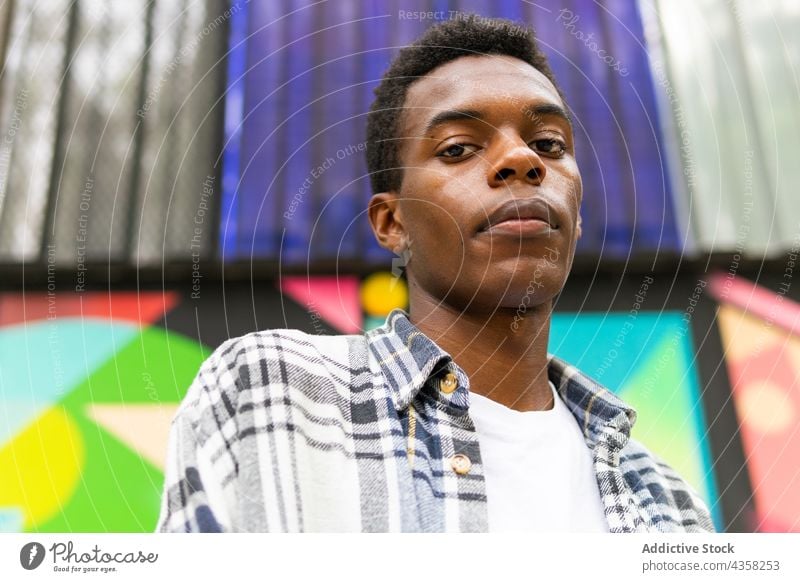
[367,308,638,450]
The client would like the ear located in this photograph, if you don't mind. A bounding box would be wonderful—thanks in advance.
[576,212,582,240]
[367,192,407,253]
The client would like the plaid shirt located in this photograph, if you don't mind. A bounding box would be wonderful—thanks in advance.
[157,308,715,533]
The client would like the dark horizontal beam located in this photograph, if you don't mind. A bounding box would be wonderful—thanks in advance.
[0,251,795,290]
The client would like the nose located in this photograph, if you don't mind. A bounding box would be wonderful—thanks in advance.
[487,133,546,188]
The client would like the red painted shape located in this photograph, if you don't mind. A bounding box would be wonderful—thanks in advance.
[726,340,800,532]
[0,292,179,327]
[279,276,362,334]
[709,271,800,336]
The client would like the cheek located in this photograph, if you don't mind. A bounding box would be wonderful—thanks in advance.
[401,173,469,248]
[562,165,583,212]
[548,166,582,233]
[408,209,468,275]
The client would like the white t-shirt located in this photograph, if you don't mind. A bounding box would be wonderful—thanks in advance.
[468,381,609,532]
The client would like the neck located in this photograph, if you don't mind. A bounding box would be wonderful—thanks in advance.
[408,288,554,412]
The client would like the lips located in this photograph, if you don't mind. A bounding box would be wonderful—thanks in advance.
[479,198,559,233]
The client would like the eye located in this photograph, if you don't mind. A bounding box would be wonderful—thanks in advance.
[436,143,480,159]
[531,138,567,157]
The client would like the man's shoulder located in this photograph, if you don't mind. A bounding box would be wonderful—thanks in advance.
[200,328,366,374]
[620,437,687,486]
[180,328,369,415]
[620,438,716,532]
[550,356,715,530]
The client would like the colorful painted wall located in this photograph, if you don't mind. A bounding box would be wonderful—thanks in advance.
[2,272,798,532]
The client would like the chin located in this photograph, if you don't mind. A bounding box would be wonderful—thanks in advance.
[497,285,560,311]
[458,276,561,313]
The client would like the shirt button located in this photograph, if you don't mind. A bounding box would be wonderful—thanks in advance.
[450,453,472,475]
[440,372,458,394]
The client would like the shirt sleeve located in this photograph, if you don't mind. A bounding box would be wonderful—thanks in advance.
[623,438,716,532]
[156,342,240,533]
[654,456,717,533]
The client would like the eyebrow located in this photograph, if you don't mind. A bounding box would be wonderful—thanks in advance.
[423,108,484,135]
[423,103,572,136]
[522,103,573,127]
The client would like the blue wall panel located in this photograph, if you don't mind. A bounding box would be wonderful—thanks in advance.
[221,0,679,264]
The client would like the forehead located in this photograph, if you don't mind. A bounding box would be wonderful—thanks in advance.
[401,54,563,136]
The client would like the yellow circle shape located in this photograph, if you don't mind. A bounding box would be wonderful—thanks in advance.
[360,272,408,317]
[738,381,795,434]
[0,406,85,529]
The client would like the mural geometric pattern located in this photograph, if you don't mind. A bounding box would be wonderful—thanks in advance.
[0,292,203,532]
[710,273,800,532]
[0,281,746,533]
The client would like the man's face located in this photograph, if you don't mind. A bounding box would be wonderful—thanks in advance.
[384,54,582,313]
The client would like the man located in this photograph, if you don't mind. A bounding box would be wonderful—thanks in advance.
[158,15,715,533]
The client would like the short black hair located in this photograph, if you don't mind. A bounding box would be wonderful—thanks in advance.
[366,14,563,195]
